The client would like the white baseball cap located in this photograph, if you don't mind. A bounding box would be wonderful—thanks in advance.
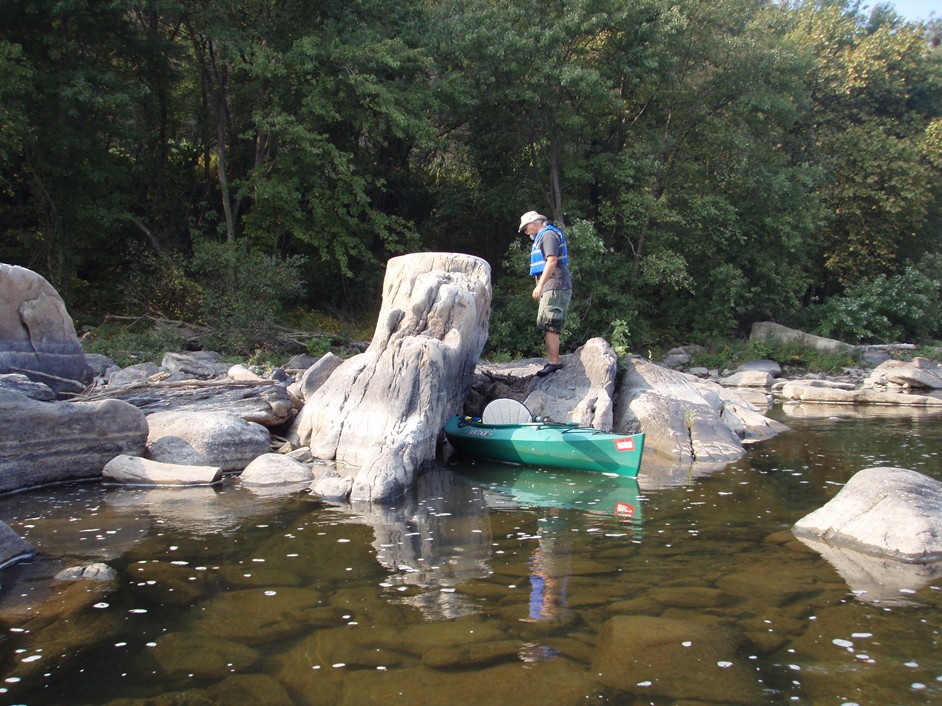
[518,210,547,232]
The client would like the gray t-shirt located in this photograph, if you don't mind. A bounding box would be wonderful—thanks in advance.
[537,229,572,291]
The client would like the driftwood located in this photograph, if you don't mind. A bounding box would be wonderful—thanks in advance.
[78,378,297,428]
[102,314,362,352]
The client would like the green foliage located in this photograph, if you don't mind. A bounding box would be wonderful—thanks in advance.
[805,254,942,343]
[1,0,940,353]
[81,319,189,368]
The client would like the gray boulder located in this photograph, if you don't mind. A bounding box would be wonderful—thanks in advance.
[290,252,491,502]
[613,357,787,468]
[750,321,851,353]
[161,351,231,378]
[296,351,343,401]
[0,388,148,494]
[103,454,223,486]
[145,410,271,471]
[865,357,942,390]
[793,467,942,562]
[240,453,312,485]
[524,337,617,430]
[106,361,161,388]
[0,264,88,396]
[0,373,55,400]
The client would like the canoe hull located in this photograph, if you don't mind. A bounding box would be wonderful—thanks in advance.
[444,416,644,478]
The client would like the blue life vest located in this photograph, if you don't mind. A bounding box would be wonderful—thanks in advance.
[529,224,569,276]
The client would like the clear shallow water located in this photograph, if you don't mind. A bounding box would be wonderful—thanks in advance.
[1,405,941,705]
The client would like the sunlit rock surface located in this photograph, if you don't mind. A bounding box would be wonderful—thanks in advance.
[793,467,942,562]
[290,253,491,503]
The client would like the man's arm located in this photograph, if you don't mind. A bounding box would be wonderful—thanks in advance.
[532,255,558,300]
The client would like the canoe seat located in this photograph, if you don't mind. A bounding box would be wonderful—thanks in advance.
[482,398,533,425]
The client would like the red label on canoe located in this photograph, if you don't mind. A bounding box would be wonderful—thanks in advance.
[614,501,636,518]
[613,437,635,452]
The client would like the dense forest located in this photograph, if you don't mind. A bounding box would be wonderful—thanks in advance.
[1,0,940,358]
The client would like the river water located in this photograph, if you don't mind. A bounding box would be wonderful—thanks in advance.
[1,403,941,705]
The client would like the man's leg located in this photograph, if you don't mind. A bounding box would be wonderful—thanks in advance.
[545,329,560,365]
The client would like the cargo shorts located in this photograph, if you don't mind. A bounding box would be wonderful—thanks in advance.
[536,288,572,334]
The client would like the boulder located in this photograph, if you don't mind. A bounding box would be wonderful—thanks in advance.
[106,362,161,388]
[227,363,266,382]
[793,467,942,562]
[613,357,787,468]
[289,252,491,502]
[161,351,231,378]
[524,337,617,430]
[145,410,271,471]
[737,359,781,376]
[103,454,223,486]
[750,321,851,354]
[240,453,312,485]
[0,388,148,494]
[91,378,297,428]
[718,370,774,388]
[865,357,942,390]
[0,264,88,396]
[0,373,55,400]
[0,520,35,570]
[297,351,343,401]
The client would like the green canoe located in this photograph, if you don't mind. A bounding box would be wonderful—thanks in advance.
[444,400,644,478]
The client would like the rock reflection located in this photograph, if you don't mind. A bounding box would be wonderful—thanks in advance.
[332,470,495,620]
[794,535,942,606]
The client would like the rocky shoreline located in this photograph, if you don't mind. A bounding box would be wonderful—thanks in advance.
[3,259,942,581]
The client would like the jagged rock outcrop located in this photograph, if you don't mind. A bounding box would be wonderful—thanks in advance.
[524,337,617,430]
[289,252,491,502]
[0,264,88,397]
[613,357,789,471]
[0,388,148,494]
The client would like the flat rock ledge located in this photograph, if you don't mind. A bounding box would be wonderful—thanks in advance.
[793,467,942,563]
[103,454,223,486]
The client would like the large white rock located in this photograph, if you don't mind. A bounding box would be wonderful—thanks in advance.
[0,264,88,396]
[793,467,942,562]
[289,253,491,502]
[145,410,271,471]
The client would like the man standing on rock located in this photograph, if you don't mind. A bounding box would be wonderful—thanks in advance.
[519,211,572,378]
